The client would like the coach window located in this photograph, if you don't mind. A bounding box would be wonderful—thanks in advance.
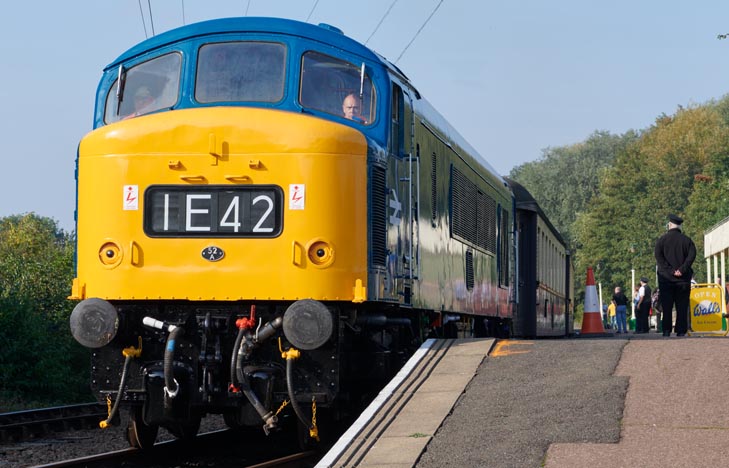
[299,51,376,124]
[196,42,286,103]
[104,52,181,124]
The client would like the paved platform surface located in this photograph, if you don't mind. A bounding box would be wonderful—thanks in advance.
[317,332,729,468]
[544,335,729,468]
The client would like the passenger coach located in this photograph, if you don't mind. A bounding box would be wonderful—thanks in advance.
[507,178,573,337]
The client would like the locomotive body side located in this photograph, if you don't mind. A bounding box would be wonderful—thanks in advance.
[410,98,514,321]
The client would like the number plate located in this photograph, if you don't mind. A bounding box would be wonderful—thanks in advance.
[144,185,283,237]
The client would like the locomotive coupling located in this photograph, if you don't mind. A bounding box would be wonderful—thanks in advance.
[69,298,119,348]
[282,299,334,350]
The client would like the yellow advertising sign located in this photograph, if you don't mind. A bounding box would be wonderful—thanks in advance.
[689,284,727,335]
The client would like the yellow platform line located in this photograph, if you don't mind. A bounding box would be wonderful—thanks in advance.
[490,340,534,357]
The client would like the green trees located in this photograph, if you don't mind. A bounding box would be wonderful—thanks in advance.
[575,103,729,292]
[511,96,729,319]
[0,214,91,409]
[510,130,638,247]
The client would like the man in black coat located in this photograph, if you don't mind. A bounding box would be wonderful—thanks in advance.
[654,214,696,336]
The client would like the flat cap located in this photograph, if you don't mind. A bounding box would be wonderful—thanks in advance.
[640,277,649,283]
[668,214,683,225]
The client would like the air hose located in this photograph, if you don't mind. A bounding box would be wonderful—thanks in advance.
[229,306,256,390]
[283,346,319,441]
[142,317,184,409]
[230,311,283,434]
[99,337,142,429]
[230,327,246,389]
[235,356,278,433]
[163,325,185,406]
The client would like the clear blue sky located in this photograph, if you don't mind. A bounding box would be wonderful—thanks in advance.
[1,0,728,233]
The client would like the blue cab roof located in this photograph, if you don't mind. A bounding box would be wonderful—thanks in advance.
[99,16,503,181]
[106,16,383,71]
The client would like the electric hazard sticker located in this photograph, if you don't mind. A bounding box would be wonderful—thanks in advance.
[289,184,305,210]
[124,185,139,210]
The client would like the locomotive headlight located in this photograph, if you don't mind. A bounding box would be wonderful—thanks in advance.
[98,241,123,268]
[283,299,333,350]
[306,239,335,268]
[69,298,119,348]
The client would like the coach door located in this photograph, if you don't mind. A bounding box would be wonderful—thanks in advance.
[387,83,419,305]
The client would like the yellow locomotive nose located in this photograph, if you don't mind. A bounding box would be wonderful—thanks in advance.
[74,107,368,302]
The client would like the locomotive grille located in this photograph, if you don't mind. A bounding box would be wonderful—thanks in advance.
[465,250,474,290]
[370,165,387,267]
[450,166,497,254]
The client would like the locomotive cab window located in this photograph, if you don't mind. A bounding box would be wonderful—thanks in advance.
[299,51,376,125]
[195,41,286,103]
[104,52,182,124]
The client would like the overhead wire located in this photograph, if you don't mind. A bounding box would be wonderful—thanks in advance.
[137,0,149,38]
[365,0,398,45]
[305,0,320,22]
[147,0,156,36]
[395,0,444,64]
[245,0,251,16]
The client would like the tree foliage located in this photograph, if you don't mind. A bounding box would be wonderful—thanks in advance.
[509,130,638,247]
[513,97,729,318]
[575,103,729,294]
[0,214,91,407]
[510,97,729,322]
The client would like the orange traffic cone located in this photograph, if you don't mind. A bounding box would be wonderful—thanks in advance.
[580,266,610,336]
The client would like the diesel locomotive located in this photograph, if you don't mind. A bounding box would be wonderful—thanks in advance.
[69,17,572,448]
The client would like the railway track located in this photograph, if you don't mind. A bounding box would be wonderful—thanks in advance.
[0,405,323,467]
[0,403,107,443]
[28,430,319,468]
[1,405,335,467]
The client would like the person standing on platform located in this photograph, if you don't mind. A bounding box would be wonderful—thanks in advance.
[655,214,696,337]
[651,287,663,331]
[612,286,629,334]
[635,277,652,333]
[607,301,617,330]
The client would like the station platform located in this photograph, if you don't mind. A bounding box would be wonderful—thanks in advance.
[315,338,495,468]
[315,333,729,468]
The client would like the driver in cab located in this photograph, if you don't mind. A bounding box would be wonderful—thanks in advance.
[342,93,366,124]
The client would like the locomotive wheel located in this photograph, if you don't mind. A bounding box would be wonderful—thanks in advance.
[168,414,201,441]
[126,407,159,449]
